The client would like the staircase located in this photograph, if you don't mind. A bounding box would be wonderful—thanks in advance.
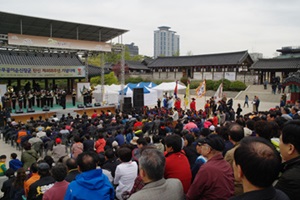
[235,85,283,103]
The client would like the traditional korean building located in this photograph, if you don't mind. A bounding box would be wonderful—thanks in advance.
[148,50,254,82]
[251,47,300,84]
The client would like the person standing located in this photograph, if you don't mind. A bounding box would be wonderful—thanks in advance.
[11,92,17,110]
[243,95,249,108]
[60,91,66,109]
[190,98,196,112]
[18,92,23,110]
[72,89,76,106]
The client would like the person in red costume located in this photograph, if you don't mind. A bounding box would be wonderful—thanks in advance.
[174,97,181,110]
[190,98,196,111]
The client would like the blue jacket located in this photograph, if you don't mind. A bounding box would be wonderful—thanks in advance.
[9,159,23,171]
[64,169,114,200]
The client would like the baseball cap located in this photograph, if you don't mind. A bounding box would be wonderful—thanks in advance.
[55,138,62,144]
[197,134,225,151]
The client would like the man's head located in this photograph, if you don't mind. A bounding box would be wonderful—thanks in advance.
[197,134,225,159]
[233,137,281,189]
[280,120,300,162]
[267,111,276,122]
[77,151,99,172]
[117,147,132,162]
[51,163,68,182]
[164,134,183,153]
[139,149,165,183]
[228,123,244,144]
[37,161,51,177]
[66,158,78,171]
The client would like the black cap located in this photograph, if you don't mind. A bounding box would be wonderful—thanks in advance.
[197,134,225,151]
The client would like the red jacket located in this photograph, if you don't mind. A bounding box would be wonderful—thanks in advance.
[164,151,192,193]
[175,100,181,110]
[190,101,196,111]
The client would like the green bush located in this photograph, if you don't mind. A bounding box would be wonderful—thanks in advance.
[190,80,201,89]
[125,77,143,84]
[230,81,247,91]
[206,80,214,90]
[213,79,231,90]
[180,76,188,86]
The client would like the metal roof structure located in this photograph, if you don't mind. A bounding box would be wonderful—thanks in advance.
[0,11,128,42]
[148,50,252,67]
[251,58,300,70]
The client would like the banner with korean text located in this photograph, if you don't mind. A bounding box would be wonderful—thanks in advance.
[0,65,86,78]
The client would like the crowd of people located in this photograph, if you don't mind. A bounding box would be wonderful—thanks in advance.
[0,93,300,200]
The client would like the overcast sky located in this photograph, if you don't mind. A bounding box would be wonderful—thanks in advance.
[1,0,300,58]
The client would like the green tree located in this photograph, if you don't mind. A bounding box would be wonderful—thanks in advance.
[90,72,119,86]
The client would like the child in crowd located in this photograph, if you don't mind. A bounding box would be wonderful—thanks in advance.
[0,155,7,176]
[9,153,23,171]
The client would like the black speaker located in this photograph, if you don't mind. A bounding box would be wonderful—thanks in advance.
[124,97,132,104]
[94,103,101,107]
[123,103,132,113]
[133,88,144,108]
[15,109,24,114]
[27,108,35,113]
[42,106,50,111]
[77,104,84,108]
[85,103,93,108]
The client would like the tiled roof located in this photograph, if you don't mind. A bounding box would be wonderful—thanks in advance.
[0,51,82,66]
[251,58,300,70]
[126,60,150,70]
[88,65,111,77]
[148,50,251,67]
[283,70,300,86]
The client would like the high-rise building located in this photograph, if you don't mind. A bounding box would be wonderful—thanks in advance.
[154,26,180,58]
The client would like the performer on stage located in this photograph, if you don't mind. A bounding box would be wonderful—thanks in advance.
[72,89,76,106]
[61,91,67,109]
[41,90,46,108]
[11,92,17,110]
[23,91,27,109]
[36,91,41,107]
[4,93,11,112]
[50,90,54,107]
[28,91,33,109]
[31,89,35,107]
[18,91,23,110]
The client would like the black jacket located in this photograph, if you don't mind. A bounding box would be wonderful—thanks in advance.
[275,156,300,200]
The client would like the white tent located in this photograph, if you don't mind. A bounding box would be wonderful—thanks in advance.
[152,82,186,91]
[93,84,122,105]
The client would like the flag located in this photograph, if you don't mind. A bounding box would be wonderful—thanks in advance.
[214,83,223,103]
[184,80,190,106]
[196,80,206,98]
[174,80,178,98]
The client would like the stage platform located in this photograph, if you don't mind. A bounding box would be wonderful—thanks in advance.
[11,105,116,123]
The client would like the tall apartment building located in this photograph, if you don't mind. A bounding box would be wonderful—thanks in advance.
[154,26,180,58]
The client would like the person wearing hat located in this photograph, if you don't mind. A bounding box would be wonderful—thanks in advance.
[52,137,68,163]
[27,161,55,200]
[190,98,196,111]
[186,134,234,200]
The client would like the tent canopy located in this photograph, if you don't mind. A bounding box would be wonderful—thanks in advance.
[152,82,186,92]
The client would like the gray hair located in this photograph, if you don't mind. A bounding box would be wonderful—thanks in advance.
[138,149,165,181]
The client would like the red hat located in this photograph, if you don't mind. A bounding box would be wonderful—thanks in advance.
[55,138,62,144]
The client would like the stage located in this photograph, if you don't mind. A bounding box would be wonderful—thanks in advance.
[10,105,116,123]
